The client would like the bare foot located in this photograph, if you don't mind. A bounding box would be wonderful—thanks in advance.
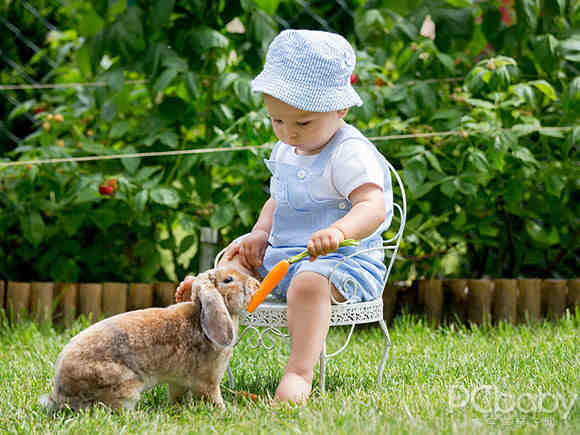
[273,372,312,405]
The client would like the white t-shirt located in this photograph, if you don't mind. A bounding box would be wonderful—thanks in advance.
[271,139,385,200]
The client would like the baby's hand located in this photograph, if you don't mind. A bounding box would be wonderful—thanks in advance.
[175,275,195,303]
[307,227,345,261]
[237,230,269,270]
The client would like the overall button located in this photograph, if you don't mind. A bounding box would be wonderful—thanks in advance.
[338,201,347,210]
[296,169,306,179]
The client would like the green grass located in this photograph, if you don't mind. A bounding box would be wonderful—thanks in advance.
[0,311,578,434]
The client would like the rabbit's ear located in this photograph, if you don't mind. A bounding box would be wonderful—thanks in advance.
[198,284,235,347]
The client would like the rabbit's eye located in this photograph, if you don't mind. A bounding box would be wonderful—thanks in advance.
[223,276,234,284]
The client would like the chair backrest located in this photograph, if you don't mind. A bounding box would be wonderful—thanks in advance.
[326,161,406,304]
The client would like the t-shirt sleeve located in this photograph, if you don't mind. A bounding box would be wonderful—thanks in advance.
[330,139,385,198]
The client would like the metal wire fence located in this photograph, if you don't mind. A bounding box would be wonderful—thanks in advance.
[0,0,64,145]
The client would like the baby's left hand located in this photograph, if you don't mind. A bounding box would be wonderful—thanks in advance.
[307,227,345,261]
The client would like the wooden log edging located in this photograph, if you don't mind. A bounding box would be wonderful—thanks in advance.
[0,278,578,327]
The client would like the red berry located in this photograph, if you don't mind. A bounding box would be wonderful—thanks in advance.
[106,178,118,189]
[375,77,386,87]
[99,185,114,196]
[350,73,358,85]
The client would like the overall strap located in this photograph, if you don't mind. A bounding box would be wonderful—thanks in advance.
[310,125,352,173]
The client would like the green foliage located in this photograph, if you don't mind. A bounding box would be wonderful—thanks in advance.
[0,0,578,282]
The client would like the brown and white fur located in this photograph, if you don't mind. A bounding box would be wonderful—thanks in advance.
[39,267,259,411]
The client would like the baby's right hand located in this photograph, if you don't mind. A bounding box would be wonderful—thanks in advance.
[175,275,195,303]
[237,230,269,270]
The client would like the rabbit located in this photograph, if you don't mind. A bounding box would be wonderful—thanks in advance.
[39,267,259,411]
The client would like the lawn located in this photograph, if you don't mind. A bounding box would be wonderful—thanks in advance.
[0,311,578,434]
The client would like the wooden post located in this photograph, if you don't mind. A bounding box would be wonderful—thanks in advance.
[128,283,154,311]
[493,279,518,324]
[30,282,54,325]
[156,282,178,307]
[382,283,399,324]
[467,279,492,326]
[56,283,78,328]
[6,282,31,322]
[419,279,443,328]
[517,278,541,323]
[200,227,218,272]
[568,279,580,310]
[542,279,567,320]
[79,283,102,322]
[445,279,468,323]
[102,282,128,318]
[396,281,418,315]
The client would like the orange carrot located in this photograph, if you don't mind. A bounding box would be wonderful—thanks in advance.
[246,239,360,313]
[247,259,289,312]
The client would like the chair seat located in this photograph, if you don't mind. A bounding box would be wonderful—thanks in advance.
[240,297,384,327]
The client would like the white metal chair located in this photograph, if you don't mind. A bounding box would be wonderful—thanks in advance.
[217,161,406,394]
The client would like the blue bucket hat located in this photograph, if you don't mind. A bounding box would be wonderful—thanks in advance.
[251,29,363,112]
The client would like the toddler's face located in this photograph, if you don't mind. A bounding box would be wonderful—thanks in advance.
[264,94,347,155]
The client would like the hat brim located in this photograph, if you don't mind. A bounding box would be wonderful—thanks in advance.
[251,73,363,113]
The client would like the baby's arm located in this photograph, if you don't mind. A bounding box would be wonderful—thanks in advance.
[223,196,275,269]
[307,183,386,260]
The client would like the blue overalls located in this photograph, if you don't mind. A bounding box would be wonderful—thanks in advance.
[258,124,393,302]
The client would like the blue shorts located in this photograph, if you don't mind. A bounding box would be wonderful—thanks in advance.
[258,245,386,303]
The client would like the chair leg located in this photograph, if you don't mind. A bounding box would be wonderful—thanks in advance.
[377,319,392,386]
[319,341,326,395]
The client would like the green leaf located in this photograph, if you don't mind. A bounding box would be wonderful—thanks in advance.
[90,208,117,231]
[179,235,197,254]
[544,173,565,197]
[21,212,45,247]
[210,204,235,228]
[424,150,443,173]
[185,71,199,99]
[436,51,455,73]
[511,146,538,165]
[154,69,179,94]
[454,178,477,195]
[467,149,489,172]
[479,224,499,238]
[101,98,116,122]
[525,220,559,246]
[110,120,130,138]
[532,34,559,73]
[134,190,148,213]
[52,258,79,283]
[152,0,175,31]
[559,36,580,62]
[190,27,229,52]
[401,157,427,195]
[254,0,280,15]
[121,146,141,173]
[530,80,557,102]
[150,187,180,208]
[515,0,539,33]
[78,7,105,38]
[76,41,92,78]
[159,131,179,148]
[59,212,85,237]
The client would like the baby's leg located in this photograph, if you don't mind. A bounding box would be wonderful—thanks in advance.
[274,271,340,404]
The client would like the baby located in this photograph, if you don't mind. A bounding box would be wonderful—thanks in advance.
[180,29,393,404]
